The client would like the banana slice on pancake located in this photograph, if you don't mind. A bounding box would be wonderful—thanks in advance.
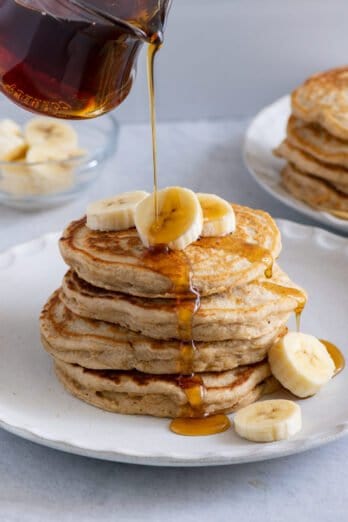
[197,193,236,236]
[234,399,302,442]
[87,188,237,248]
[268,332,335,398]
[134,186,203,250]
[87,191,150,231]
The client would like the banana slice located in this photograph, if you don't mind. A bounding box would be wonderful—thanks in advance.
[0,162,36,195]
[0,119,22,137]
[234,399,302,442]
[1,160,74,196]
[25,118,78,149]
[0,134,27,161]
[197,193,236,236]
[87,191,150,231]
[269,332,335,398]
[0,119,27,161]
[25,146,81,194]
[26,145,83,175]
[134,186,203,250]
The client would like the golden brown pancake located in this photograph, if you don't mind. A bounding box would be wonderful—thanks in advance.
[54,358,279,418]
[291,66,348,140]
[281,163,348,213]
[287,116,348,168]
[274,139,348,187]
[40,290,286,373]
[59,204,281,298]
[60,265,305,341]
[39,197,306,422]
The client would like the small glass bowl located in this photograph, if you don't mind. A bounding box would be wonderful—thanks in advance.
[0,99,118,210]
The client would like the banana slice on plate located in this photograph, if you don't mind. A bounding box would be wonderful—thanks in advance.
[0,134,27,161]
[87,191,150,231]
[25,118,78,149]
[134,186,203,250]
[197,193,236,236]
[234,399,302,442]
[269,332,335,398]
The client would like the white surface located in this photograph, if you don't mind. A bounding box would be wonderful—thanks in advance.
[0,118,348,519]
[116,0,348,122]
[1,223,348,466]
[244,96,348,233]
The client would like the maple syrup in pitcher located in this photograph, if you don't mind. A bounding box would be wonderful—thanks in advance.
[0,0,170,118]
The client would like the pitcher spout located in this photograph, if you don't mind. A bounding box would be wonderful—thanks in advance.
[71,0,172,42]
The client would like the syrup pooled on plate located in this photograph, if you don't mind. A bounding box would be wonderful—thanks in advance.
[321,339,345,376]
[170,414,231,437]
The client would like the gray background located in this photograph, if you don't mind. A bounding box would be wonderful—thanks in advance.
[117,0,348,122]
[1,1,348,520]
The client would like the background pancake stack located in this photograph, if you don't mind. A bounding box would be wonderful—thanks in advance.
[40,204,306,421]
[274,67,348,219]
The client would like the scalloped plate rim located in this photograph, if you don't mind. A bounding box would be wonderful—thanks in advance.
[0,224,347,467]
[243,95,348,233]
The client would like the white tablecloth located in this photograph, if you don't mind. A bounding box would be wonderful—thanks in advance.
[1,119,347,522]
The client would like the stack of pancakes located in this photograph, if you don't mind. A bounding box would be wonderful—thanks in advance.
[40,204,306,419]
[274,67,348,219]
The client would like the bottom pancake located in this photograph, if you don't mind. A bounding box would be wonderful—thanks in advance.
[281,163,348,213]
[41,291,286,373]
[54,359,279,418]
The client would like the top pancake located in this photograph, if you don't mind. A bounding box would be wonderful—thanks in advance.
[59,204,281,298]
[291,66,348,140]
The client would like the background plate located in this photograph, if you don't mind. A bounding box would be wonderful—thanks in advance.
[244,95,348,234]
[0,224,347,466]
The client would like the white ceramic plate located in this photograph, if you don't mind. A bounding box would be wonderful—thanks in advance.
[0,225,347,467]
[244,95,348,234]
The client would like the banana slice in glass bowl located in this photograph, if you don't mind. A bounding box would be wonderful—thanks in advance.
[0,101,118,210]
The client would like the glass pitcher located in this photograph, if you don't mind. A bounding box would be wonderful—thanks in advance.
[0,0,172,119]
